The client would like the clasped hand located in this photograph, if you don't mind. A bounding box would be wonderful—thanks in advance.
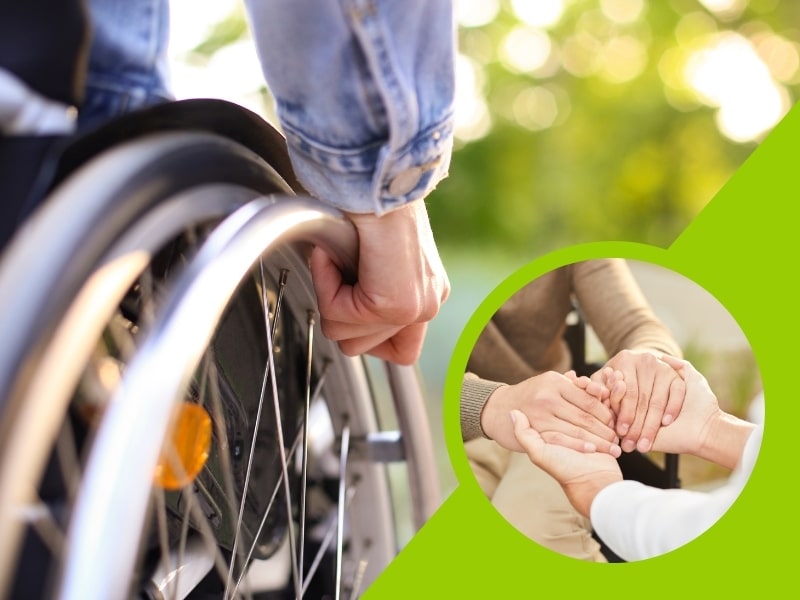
[509,356,727,517]
[311,200,450,365]
[481,350,688,458]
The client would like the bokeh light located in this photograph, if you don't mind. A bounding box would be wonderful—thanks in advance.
[454,53,492,142]
[510,0,566,29]
[561,32,603,77]
[698,0,749,20]
[512,86,558,130]
[753,31,800,82]
[599,35,649,83]
[455,0,501,28]
[600,0,646,24]
[684,31,790,141]
[499,26,554,74]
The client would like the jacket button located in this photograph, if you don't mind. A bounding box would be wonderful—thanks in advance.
[387,167,423,196]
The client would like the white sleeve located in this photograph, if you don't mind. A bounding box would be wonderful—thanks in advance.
[590,426,762,561]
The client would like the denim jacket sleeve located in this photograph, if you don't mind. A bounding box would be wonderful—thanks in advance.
[244,0,456,214]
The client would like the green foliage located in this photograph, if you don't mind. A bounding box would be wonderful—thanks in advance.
[429,0,800,255]
[191,4,248,57]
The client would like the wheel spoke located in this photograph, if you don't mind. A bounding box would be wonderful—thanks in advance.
[335,423,351,600]
[300,483,357,598]
[138,265,157,331]
[229,424,304,598]
[18,500,65,558]
[54,420,81,508]
[347,556,370,600]
[225,264,299,599]
[154,490,176,599]
[260,264,302,598]
[0,186,419,600]
[203,352,241,517]
[173,489,195,600]
[298,310,316,593]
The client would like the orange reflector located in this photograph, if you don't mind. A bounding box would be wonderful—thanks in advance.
[154,402,212,490]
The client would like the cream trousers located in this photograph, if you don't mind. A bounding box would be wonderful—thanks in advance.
[465,437,607,562]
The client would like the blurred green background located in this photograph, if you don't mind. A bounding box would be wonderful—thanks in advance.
[170,0,799,254]
[169,0,793,496]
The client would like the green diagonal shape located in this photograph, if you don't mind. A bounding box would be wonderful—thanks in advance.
[363,101,800,598]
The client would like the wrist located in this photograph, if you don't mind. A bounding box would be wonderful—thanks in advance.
[564,471,622,518]
[480,384,521,451]
[345,198,423,227]
[697,412,756,469]
[480,384,505,438]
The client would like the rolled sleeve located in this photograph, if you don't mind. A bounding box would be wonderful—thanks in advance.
[245,0,456,214]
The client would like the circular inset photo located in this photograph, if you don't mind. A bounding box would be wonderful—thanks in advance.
[457,257,763,562]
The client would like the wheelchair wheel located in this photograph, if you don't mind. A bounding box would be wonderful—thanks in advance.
[0,127,440,599]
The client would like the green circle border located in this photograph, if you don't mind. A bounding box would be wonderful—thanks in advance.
[442,240,766,569]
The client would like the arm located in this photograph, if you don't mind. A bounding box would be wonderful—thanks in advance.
[465,371,621,456]
[513,359,761,561]
[244,0,456,364]
[572,260,686,451]
[591,425,761,561]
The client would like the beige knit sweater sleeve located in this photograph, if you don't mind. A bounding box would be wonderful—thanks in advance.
[571,259,683,359]
[460,373,506,442]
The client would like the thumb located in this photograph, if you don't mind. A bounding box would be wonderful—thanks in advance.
[510,409,543,455]
[659,355,706,386]
[659,353,687,374]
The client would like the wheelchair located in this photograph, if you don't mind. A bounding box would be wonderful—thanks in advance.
[0,97,441,599]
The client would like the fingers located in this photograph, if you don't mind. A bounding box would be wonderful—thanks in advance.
[622,367,657,453]
[511,410,598,456]
[511,409,543,458]
[340,323,428,365]
[541,429,621,458]
[559,377,616,432]
[512,406,621,458]
[658,354,713,401]
[553,383,621,455]
[308,201,449,365]
[609,377,626,411]
[612,362,640,441]
[312,246,411,359]
[661,375,686,426]
[605,352,689,452]
[633,370,673,452]
[568,370,611,401]
[311,246,433,327]
[511,409,533,436]
[569,353,696,455]
[659,353,687,373]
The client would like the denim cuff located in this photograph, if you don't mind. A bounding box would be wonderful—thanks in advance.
[282,113,454,215]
